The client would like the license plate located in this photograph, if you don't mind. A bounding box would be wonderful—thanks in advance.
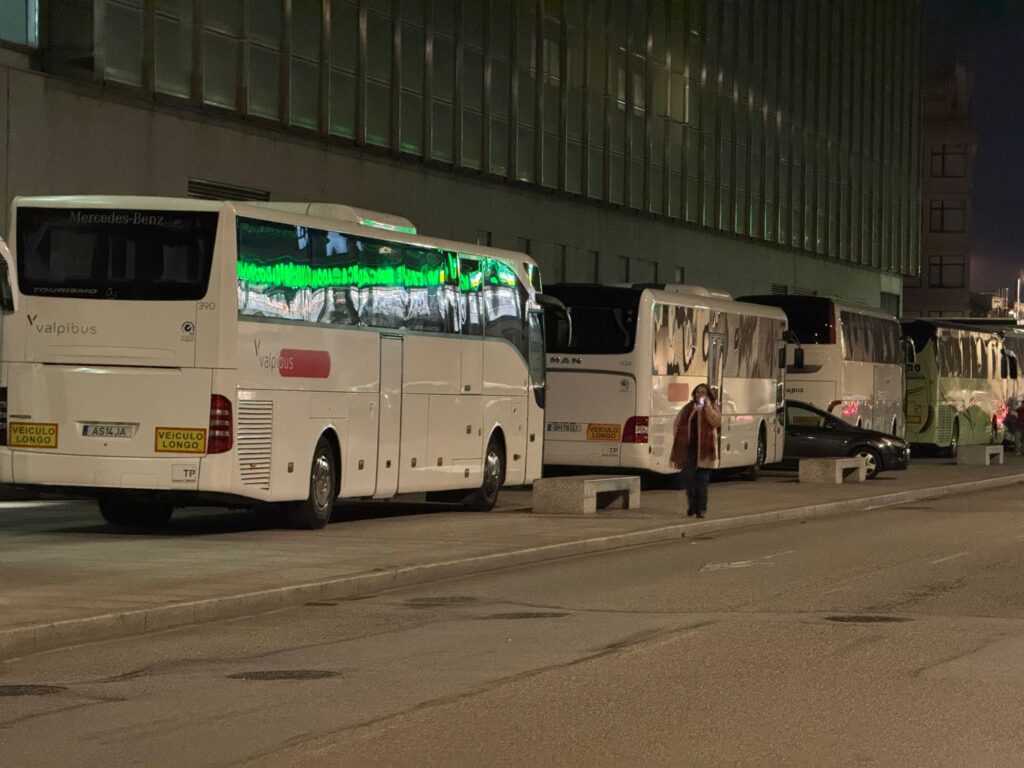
[155,427,207,454]
[9,422,59,449]
[586,423,621,442]
[82,422,138,438]
[546,422,582,433]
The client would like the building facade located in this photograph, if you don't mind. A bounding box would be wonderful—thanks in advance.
[1,0,920,306]
[903,58,977,318]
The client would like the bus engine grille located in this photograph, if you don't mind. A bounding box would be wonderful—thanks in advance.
[936,404,955,446]
[237,400,274,490]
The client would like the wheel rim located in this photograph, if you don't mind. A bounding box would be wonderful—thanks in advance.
[857,451,877,475]
[483,449,502,498]
[312,453,333,510]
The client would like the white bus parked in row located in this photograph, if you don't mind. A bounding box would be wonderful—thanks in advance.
[741,295,905,436]
[0,196,556,528]
[542,284,787,478]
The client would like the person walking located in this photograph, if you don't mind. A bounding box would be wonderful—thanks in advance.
[670,383,722,518]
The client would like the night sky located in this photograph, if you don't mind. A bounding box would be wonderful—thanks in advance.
[926,0,1024,292]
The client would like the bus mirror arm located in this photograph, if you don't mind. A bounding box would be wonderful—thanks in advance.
[538,294,572,348]
[901,336,916,365]
[782,330,803,369]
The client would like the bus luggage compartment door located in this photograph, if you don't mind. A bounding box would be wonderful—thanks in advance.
[374,335,402,499]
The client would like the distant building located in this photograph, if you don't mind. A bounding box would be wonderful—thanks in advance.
[903,58,978,318]
[969,290,1010,318]
[1,1,921,307]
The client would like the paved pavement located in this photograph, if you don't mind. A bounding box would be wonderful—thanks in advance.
[4,484,1024,766]
[1,457,1022,658]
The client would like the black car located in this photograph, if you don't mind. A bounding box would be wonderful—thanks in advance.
[775,400,911,479]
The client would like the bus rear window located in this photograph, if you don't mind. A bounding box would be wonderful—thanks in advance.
[544,285,640,355]
[16,208,218,300]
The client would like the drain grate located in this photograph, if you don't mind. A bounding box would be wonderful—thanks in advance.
[826,615,910,624]
[0,684,66,696]
[304,601,338,607]
[227,670,339,681]
[405,596,477,607]
[481,612,570,620]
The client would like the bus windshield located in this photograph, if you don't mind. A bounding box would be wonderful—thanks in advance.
[544,285,640,355]
[16,207,218,300]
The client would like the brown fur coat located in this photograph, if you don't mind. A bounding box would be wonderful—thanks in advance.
[670,401,722,470]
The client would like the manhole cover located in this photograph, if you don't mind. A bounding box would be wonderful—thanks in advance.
[482,612,570,620]
[0,684,65,696]
[405,596,477,607]
[826,615,910,624]
[226,670,339,681]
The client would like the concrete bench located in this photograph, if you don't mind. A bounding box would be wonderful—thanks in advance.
[798,457,867,484]
[957,444,1004,466]
[532,475,641,515]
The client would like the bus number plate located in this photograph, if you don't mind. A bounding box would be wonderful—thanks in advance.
[9,422,59,449]
[155,428,207,454]
[586,423,621,442]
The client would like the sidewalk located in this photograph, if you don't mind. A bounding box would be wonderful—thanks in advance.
[1,457,1022,659]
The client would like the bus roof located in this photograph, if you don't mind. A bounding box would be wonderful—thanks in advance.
[739,293,898,322]
[901,318,1002,352]
[547,283,787,322]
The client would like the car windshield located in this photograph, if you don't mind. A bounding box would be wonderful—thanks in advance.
[787,403,842,430]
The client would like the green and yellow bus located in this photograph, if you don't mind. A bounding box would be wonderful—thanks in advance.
[902,320,1008,454]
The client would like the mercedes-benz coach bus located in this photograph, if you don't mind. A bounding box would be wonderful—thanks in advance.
[0,196,552,529]
[902,320,1006,453]
[741,295,905,436]
[542,284,787,478]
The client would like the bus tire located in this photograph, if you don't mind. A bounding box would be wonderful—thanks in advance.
[742,427,767,481]
[288,436,337,530]
[946,421,960,459]
[851,446,882,480]
[98,498,173,528]
[464,434,505,512]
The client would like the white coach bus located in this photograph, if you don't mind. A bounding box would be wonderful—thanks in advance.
[0,196,552,528]
[740,295,905,436]
[542,284,787,478]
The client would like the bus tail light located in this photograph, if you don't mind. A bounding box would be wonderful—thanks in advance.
[0,387,7,446]
[208,394,233,454]
[623,416,649,444]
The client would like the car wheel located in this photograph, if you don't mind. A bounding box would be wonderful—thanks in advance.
[287,436,337,530]
[852,447,882,480]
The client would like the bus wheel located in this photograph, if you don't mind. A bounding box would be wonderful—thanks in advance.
[288,436,337,530]
[742,428,767,481]
[947,421,960,459]
[464,435,505,511]
[852,447,882,480]
[98,498,173,528]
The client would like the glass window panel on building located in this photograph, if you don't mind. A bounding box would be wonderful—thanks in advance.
[155,0,192,98]
[928,255,964,288]
[1,0,38,46]
[290,0,321,129]
[929,199,966,233]
[104,0,144,86]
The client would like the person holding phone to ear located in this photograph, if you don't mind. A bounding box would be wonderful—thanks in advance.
[669,383,722,518]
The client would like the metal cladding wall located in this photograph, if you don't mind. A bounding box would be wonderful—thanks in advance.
[2,0,921,304]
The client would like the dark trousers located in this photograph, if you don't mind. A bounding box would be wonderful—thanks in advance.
[680,464,711,514]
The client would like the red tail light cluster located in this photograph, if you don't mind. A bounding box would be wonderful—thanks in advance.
[623,416,649,444]
[208,394,233,454]
[0,387,7,447]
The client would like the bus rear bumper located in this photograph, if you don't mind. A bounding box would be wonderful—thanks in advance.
[3,449,213,494]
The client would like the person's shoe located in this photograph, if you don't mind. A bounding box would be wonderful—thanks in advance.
[686,510,697,517]
[696,511,706,518]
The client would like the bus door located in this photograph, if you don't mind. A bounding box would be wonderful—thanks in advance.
[374,334,403,498]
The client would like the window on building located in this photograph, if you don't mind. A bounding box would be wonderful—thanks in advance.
[0,0,38,46]
[155,0,193,98]
[929,200,966,233]
[930,144,967,178]
[928,255,965,288]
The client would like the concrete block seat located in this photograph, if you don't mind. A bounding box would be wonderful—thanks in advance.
[532,475,641,515]
[798,457,867,484]
[956,445,1004,466]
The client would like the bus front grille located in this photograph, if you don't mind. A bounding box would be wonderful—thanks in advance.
[237,400,274,490]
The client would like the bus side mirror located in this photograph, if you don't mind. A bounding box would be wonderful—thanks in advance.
[793,348,805,369]
[901,336,916,365]
[778,348,786,369]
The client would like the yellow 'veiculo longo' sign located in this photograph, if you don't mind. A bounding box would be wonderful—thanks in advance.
[9,422,59,449]
[586,423,621,442]
[155,427,207,454]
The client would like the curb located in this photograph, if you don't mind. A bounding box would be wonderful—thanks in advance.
[2,472,1021,660]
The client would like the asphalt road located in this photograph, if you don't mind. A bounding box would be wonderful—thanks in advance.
[4,485,1024,767]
